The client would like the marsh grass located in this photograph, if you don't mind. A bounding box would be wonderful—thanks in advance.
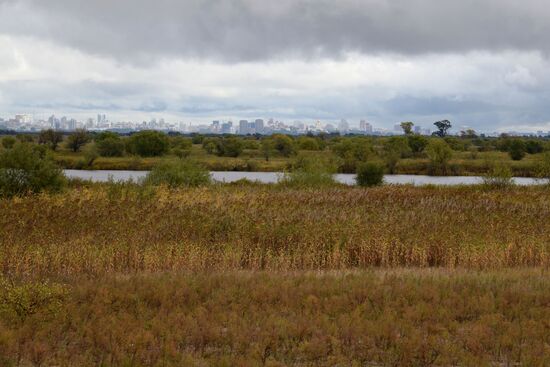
[1,185,549,277]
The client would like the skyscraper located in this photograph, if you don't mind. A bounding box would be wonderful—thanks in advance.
[239,120,249,134]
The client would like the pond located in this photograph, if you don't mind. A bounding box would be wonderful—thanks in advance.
[64,170,544,186]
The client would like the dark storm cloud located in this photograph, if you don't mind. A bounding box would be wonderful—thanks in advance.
[1,0,549,62]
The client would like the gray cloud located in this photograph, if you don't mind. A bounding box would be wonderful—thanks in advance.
[1,0,550,62]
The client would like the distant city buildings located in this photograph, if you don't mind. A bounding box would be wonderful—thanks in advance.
[2,112,543,137]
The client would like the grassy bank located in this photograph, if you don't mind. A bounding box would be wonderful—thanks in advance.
[52,147,547,176]
[1,270,548,366]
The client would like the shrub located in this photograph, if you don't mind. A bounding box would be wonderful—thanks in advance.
[1,136,17,149]
[482,162,513,188]
[38,129,63,151]
[0,143,66,197]
[382,137,411,173]
[356,161,385,187]
[94,132,125,157]
[426,139,453,175]
[525,140,544,154]
[96,136,125,157]
[407,135,428,154]
[66,129,90,152]
[170,137,192,158]
[536,152,550,184]
[279,156,336,188]
[215,137,243,157]
[127,130,169,157]
[144,160,211,188]
[297,136,321,151]
[508,139,527,161]
[272,134,296,157]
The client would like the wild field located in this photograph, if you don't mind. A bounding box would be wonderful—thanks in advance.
[1,185,549,276]
[1,184,549,365]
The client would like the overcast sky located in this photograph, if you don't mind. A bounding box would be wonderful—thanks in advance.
[2,0,550,131]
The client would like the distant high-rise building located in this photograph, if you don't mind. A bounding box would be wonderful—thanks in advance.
[255,119,264,133]
[359,120,373,133]
[68,119,77,130]
[239,120,249,134]
[338,119,349,133]
[414,125,422,134]
[221,121,233,134]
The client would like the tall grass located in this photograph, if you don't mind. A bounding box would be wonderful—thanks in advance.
[1,185,549,277]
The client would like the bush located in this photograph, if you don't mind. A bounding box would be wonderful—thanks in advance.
[536,152,550,184]
[272,134,296,157]
[1,136,16,149]
[66,129,90,152]
[0,143,66,197]
[356,162,385,187]
[407,135,429,154]
[426,139,453,175]
[508,139,527,161]
[38,129,63,151]
[215,137,243,157]
[482,162,513,188]
[279,156,336,188]
[297,136,321,151]
[144,160,211,188]
[127,130,169,157]
[525,140,544,154]
[96,136,125,157]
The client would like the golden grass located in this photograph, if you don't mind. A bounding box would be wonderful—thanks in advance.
[1,185,549,277]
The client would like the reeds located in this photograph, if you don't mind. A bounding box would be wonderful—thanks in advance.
[1,185,549,277]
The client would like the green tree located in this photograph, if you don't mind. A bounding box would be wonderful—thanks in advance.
[382,137,411,174]
[0,143,66,197]
[66,129,90,152]
[126,130,169,157]
[297,136,321,150]
[216,137,243,157]
[261,139,275,161]
[95,133,125,157]
[272,134,296,157]
[38,129,63,151]
[407,135,429,154]
[426,139,453,174]
[508,139,527,161]
[170,137,193,158]
[433,120,452,137]
[400,122,414,135]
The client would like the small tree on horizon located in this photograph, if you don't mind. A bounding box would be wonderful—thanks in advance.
[400,122,414,135]
[433,120,452,137]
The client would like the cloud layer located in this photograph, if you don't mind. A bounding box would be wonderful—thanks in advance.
[1,0,550,131]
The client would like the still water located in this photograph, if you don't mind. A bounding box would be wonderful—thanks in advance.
[64,170,543,186]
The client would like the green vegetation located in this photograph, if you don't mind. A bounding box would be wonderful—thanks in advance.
[356,161,385,187]
[126,130,170,157]
[5,129,550,177]
[0,142,66,197]
[143,160,212,188]
[279,155,337,188]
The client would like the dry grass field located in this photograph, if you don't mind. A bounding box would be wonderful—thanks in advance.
[1,184,549,365]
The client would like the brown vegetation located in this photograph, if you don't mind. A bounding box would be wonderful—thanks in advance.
[1,185,549,277]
